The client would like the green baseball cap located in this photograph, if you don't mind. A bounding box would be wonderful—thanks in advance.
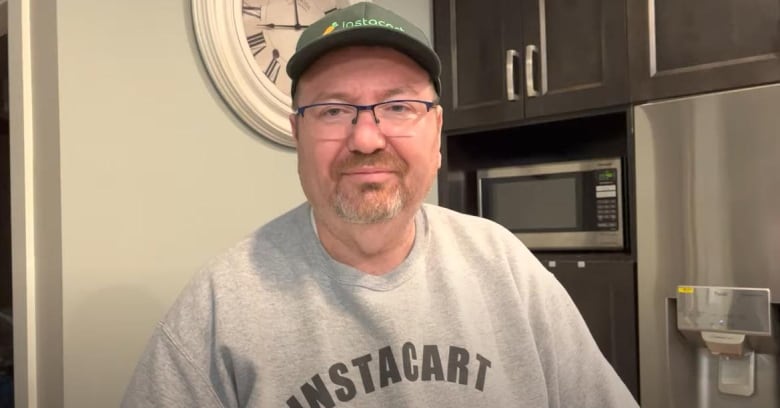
[286,2,442,98]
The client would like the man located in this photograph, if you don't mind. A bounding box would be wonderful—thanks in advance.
[123,2,639,407]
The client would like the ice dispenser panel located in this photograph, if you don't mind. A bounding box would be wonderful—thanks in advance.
[677,286,772,397]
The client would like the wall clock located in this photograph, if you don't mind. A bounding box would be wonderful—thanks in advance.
[192,0,355,147]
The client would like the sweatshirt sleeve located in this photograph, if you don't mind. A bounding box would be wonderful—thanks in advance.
[121,323,226,408]
[524,259,639,408]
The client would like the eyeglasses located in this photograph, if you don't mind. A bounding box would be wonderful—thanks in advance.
[295,99,437,137]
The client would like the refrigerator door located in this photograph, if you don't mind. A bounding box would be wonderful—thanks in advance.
[635,83,780,408]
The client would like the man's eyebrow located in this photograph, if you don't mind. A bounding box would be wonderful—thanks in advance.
[380,87,415,100]
[307,91,353,103]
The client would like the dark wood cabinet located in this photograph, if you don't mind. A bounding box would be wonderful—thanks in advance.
[628,0,780,102]
[432,0,525,132]
[521,0,629,119]
[433,0,629,134]
[536,257,639,401]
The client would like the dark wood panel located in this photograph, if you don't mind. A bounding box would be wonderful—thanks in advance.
[545,0,604,90]
[629,0,780,102]
[538,258,639,401]
[523,0,630,118]
[655,0,779,71]
[433,0,526,132]
[452,1,505,107]
[0,35,9,312]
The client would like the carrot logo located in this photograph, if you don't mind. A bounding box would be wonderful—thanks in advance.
[323,22,339,35]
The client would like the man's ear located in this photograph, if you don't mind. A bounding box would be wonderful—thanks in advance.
[289,114,299,141]
[436,105,443,133]
[435,105,443,169]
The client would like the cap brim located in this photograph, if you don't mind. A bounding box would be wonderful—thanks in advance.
[286,27,441,88]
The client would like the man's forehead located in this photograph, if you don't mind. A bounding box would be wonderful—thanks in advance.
[309,46,422,73]
[296,47,434,101]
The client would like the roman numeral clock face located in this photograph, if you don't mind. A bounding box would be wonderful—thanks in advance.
[191,0,343,147]
[241,0,339,97]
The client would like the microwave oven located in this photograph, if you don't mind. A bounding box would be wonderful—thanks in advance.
[476,157,624,250]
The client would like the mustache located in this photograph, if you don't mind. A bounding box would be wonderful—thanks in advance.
[334,151,408,175]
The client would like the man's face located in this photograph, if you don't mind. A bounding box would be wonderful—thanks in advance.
[290,46,442,224]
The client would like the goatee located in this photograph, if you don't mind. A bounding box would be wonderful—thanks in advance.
[332,151,410,224]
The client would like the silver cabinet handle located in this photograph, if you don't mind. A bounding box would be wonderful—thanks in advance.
[506,49,520,101]
[536,0,549,96]
[525,44,539,97]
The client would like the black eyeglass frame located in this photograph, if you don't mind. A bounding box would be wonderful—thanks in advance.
[295,99,437,124]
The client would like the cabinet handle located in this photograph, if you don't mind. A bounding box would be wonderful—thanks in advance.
[506,49,520,101]
[533,0,549,96]
[526,44,540,97]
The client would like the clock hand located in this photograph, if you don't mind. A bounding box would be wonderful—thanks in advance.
[293,0,301,27]
[255,23,310,29]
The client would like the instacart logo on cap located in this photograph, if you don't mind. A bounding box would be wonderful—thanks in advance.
[321,18,405,36]
[322,22,338,35]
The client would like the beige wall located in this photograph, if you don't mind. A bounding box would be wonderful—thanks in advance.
[11,0,434,406]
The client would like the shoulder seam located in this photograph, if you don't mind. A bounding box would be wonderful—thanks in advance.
[159,323,229,408]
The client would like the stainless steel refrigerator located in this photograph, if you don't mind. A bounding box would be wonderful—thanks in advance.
[635,83,780,407]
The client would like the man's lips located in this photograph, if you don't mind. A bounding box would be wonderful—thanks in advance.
[341,167,397,182]
[343,167,395,175]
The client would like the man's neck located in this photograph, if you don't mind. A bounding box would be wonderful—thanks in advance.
[313,207,418,276]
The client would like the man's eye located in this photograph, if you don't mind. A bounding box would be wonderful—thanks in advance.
[385,103,413,113]
[319,106,351,117]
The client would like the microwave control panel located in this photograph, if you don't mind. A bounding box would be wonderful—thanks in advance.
[594,169,619,230]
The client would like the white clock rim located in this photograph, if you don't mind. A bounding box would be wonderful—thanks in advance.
[193,0,297,148]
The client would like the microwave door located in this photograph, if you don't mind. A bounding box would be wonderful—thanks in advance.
[477,158,624,250]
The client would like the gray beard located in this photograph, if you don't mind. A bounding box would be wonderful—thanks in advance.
[333,182,406,224]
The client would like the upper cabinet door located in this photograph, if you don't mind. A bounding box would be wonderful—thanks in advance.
[433,0,526,134]
[522,0,630,118]
[629,0,780,102]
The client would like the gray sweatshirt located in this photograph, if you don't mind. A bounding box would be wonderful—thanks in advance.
[122,203,638,407]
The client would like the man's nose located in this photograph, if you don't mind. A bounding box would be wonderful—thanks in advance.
[347,109,387,154]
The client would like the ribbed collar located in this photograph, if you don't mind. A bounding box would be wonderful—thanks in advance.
[302,204,428,291]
